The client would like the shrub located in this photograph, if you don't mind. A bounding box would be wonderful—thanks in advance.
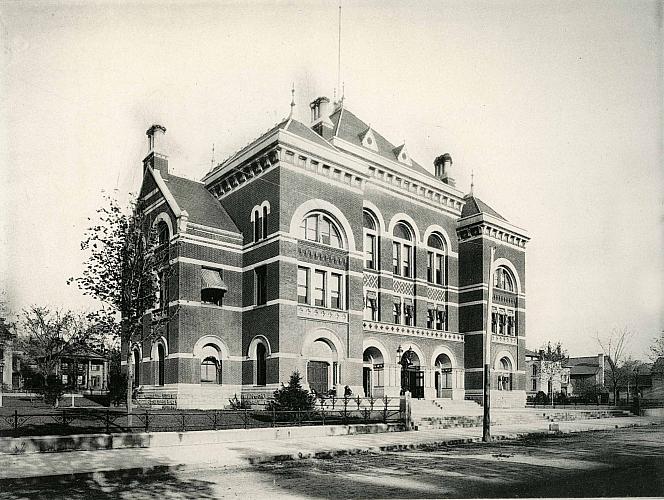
[534,391,549,404]
[39,375,65,408]
[269,371,315,412]
[108,371,127,407]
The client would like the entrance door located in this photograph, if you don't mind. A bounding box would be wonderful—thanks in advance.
[307,361,329,395]
[401,369,425,398]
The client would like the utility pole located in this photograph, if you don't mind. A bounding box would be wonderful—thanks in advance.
[483,246,496,442]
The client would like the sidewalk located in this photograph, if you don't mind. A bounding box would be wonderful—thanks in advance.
[0,416,661,484]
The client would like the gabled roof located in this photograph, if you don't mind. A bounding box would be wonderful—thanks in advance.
[461,194,507,221]
[567,356,602,367]
[569,365,601,376]
[525,348,540,358]
[329,107,435,178]
[164,175,239,233]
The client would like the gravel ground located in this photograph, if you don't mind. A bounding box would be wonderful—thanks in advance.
[2,424,663,499]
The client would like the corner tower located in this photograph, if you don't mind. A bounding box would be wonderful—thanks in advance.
[457,194,530,407]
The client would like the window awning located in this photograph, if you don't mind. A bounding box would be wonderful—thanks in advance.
[366,290,378,300]
[393,296,402,304]
[201,269,227,291]
[403,297,413,306]
[436,304,445,312]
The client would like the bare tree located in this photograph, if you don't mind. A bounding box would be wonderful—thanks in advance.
[649,330,664,361]
[596,327,632,404]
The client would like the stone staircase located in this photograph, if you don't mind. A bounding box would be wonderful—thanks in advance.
[409,399,634,430]
[409,398,484,430]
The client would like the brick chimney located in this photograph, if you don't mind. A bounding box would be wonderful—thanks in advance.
[310,97,334,140]
[433,153,455,186]
[143,124,169,178]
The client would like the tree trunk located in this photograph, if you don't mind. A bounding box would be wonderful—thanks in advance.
[126,351,133,427]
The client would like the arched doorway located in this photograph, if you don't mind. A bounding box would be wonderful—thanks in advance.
[498,356,513,391]
[434,353,453,398]
[306,338,336,395]
[256,343,267,386]
[200,344,221,384]
[156,344,165,386]
[363,347,385,397]
[400,348,424,398]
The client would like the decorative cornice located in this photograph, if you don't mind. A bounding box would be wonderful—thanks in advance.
[297,305,348,324]
[491,334,518,346]
[363,321,464,342]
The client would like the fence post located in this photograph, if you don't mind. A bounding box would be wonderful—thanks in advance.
[105,409,110,434]
[13,409,18,431]
[181,413,186,432]
[144,410,149,433]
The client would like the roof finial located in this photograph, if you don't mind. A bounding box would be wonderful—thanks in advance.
[470,169,475,195]
[288,82,295,118]
[211,143,215,169]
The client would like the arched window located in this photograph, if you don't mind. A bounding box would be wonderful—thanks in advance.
[493,266,516,292]
[256,343,267,386]
[253,208,261,242]
[363,210,378,270]
[157,221,170,247]
[262,205,268,239]
[200,344,221,384]
[392,222,414,277]
[298,213,344,249]
[427,233,446,285]
[156,343,165,386]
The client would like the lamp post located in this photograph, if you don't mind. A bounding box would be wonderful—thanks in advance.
[483,247,496,442]
[396,345,403,395]
[0,360,4,408]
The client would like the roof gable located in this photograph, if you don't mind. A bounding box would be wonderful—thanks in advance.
[164,176,239,233]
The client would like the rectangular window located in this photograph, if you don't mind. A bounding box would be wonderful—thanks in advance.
[255,266,267,305]
[330,273,342,309]
[404,302,414,326]
[435,309,446,331]
[365,233,376,269]
[392,243,400,275]
[314,270,326,307]
[491,312,497,334]
[499,314,506,335]
[427,252,433,282]
[435,255,444,284]
[373,364,384,387]
[364,291,378,321]
[306,216,318,242]
[297,267,309,304]
[532,379,537,391]
[402,245,411,277]
[427,308,435,329]
[393,298,401,324]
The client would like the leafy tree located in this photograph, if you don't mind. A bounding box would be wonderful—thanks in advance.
[571,378,605,404]
[17,307,86,407]
[69,194,159,416]
[270,371,315,412]
[596,327,632,404]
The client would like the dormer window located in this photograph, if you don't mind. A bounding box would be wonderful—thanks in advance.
[360,127,378,151]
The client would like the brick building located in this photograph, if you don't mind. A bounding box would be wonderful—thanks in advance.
[124,97,529,409]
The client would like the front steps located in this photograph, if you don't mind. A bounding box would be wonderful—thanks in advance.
[410,398,634,430]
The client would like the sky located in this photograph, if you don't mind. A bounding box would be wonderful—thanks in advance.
[1,0,662,359]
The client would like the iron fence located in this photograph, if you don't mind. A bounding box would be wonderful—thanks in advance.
[0,401,404,438]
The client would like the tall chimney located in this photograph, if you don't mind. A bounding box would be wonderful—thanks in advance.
[310,97,334,139]
[434,153,455,186]
[143,124,169,178]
